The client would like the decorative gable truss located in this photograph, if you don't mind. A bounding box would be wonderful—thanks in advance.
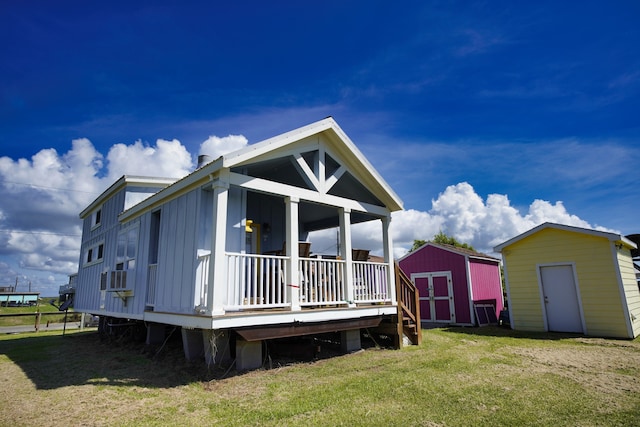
[229,136,387,213]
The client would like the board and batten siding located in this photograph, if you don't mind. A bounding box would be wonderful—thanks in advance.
[150,184,246,314]
[616,247,640,337]
[153,190,201,314]
[469,258,504,314]
[399,245,472,324]
[76,186,150,317]
[76,187,126,314]
[504,228,630,337]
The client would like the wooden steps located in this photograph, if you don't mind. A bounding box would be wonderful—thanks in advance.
[395,262,422,346]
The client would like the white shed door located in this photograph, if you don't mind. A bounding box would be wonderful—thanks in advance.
[414,272,454,323]
[539,265,583,333]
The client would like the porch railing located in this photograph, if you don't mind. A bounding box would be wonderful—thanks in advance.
[195,252,391,312]
[299,257,346,306]
[196,253,210,310]
[146,263,158,307]
[225,253,289,309]
[352,261,390,303]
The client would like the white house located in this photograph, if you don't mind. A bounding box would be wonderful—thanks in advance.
[75,117,417,369]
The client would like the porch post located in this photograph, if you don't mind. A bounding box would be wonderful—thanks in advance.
[339,208,355,307]
[285,196,301,311]
[382,214,396,303]
[208,173,229,315]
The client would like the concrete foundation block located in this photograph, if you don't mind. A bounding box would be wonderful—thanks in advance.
[146,323,166,345]
[341,329,362,353]
[236,339,262,371]
[181,328,204,362]
[202,329,232,367]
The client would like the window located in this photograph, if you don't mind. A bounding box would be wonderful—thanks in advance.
[84,242,104,266]
[91,207,102,229]
[110,270,127,289]
[109,227,138,290]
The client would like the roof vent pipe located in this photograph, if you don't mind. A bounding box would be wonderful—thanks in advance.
[197,154,212,169]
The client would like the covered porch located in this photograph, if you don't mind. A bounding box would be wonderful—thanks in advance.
[189,148,399,316]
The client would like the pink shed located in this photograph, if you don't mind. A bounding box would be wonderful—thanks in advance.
[398,243,504,326]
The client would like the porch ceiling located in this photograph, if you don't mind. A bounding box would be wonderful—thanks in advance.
[238,154,385,209]
[238,156,313,191]
[299,201,381,232]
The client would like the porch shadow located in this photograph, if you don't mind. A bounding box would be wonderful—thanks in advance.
[1,328,392,391]
[0,331,208,390]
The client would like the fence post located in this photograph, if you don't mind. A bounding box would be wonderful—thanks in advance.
[34,311,41,332]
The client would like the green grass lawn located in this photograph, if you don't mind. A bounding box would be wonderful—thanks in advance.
[0,326,638,426]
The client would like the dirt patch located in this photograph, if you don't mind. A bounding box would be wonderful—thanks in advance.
[508,337,640,399]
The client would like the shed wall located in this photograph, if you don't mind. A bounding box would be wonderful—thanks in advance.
[617,248,640,337]
[399,245,472,324]
[469,258,504,317]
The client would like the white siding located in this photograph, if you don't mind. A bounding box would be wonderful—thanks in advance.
[76,188,126,313]
[153,190,200,314]
[75,186,157,317]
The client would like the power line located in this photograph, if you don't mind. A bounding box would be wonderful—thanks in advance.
[0,179,101,195]
[0,229,81,237]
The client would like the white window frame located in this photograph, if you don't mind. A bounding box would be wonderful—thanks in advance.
[83,241,105,267]
[90,207,103,230]
[108,225,138,291]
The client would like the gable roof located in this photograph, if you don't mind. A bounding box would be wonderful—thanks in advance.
[493,222,637,252]
[79,175,177,219]
[398,242,500,263]
[120,117,403,222]
[220,116,403,210]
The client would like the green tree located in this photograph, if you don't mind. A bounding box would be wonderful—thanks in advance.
[409,231,475,253]
[409,239,427,252]
[431,230,475,250]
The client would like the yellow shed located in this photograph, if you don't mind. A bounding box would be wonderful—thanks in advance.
[494,222,640,339]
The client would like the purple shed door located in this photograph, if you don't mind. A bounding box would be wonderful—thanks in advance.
[415,277,433,321]
[433,275,452,322]
[413,272,454,323]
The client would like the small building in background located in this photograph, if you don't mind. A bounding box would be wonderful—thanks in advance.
[494,222,640,339]
[398,243,504,326]
[0,287,39,306]
[59,273,77,305]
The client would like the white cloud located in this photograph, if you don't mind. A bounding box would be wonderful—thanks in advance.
[314,182,613,260]
[106,139,193,181]
[199,135,249,160]
[0,141,104,283]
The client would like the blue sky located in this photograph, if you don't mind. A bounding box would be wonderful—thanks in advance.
[1,1,639,295]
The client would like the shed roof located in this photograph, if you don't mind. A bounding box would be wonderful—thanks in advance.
[493,222,637,252]
[398,242,500,263]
